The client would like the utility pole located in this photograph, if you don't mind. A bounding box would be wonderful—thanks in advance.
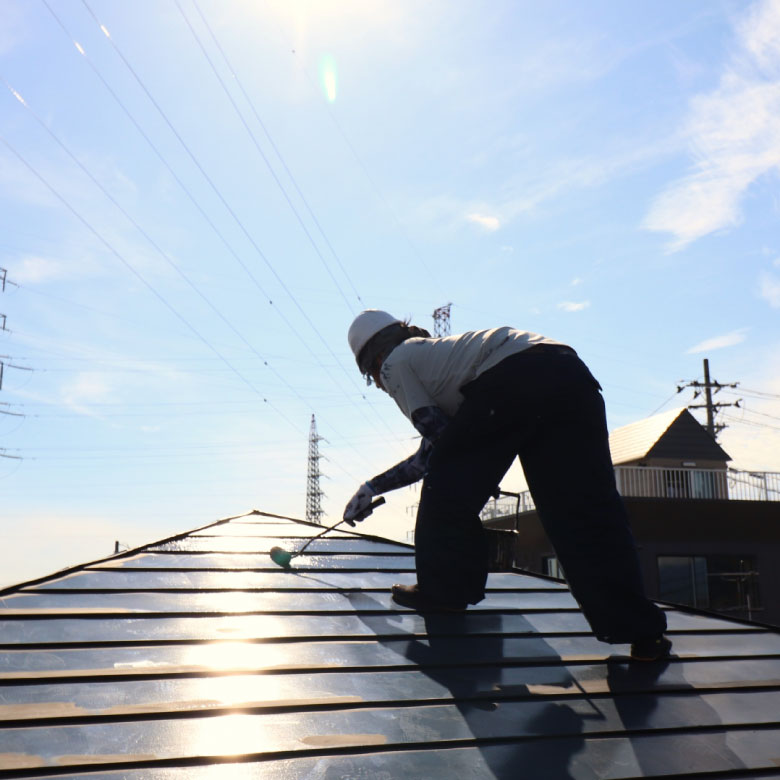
[0,271,7,391]
[0,272,26,454]
[432,303,452,338]
[0,356,33,392]
[305,414,326,524]
[677,358,740,440]
[0,269,17,294]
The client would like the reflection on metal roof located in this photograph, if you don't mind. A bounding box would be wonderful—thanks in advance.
[2,511,780,778]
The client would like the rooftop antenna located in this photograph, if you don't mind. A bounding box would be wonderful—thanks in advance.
[306,414,326,524]
[432,303,451,338]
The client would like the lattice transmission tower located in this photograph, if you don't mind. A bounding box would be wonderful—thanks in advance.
[432,303,451,338]
[306,414,326,524]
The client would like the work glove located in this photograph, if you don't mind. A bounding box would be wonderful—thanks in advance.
[343,482,376,526]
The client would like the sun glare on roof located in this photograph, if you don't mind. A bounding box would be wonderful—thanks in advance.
[195,641,281,672]
[191,712,271,758]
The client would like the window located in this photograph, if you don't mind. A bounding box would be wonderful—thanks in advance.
[658,555,708,606]
[657,555,761,618]
[663,470,691,498]
[690,470,718,499]
[661,469,721,499]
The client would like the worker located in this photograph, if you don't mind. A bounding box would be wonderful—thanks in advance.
[343,309,671,661]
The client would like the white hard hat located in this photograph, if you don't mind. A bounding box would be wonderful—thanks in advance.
[348,309,400,362]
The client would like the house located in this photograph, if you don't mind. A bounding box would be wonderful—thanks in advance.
[609,407,731,499]
[4,509,780,776]
[482,408,780,626]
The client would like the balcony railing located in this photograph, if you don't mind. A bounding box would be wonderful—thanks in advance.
[480,492,537,521]
[480,466,780,521]
[725,468,780,501]
[616,466,780,501]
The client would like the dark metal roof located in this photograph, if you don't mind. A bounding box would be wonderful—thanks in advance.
[609,407,731,465]
[2,510,780,778]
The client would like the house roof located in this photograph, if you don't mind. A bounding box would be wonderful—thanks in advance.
[2,510,780,778]
[609,407,731,466]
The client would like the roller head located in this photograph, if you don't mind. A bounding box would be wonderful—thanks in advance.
[269,546,293,568]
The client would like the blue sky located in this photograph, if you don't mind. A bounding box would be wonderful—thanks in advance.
[1,0,779,587]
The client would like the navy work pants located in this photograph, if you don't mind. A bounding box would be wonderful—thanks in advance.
[415,346,667,643]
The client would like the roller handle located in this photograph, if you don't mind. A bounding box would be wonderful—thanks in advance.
[296,497,386,557]
[352,495,386,523]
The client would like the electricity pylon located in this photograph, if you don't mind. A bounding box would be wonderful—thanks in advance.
[305,414,326,524]
[433,303,451,338]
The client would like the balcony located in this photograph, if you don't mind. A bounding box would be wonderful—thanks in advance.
[480,467,780,521]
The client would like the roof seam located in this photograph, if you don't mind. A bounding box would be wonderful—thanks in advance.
[1,723,779,780]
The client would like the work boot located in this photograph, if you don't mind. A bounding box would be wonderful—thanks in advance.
[630,635,673,662]
[391,584,467,613]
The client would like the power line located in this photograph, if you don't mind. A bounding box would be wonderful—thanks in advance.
[648,391,680,417]
[741,407,780,423]
[76,0,402,447]
[3,76,316,415]
[269,14,440,290]
[0,268,18,292]
[0,356,33,392]
[722,413,780,433]
[720,391,780,423]
[38,5,329,389]
[78,0,331,355]
[42,0,321,371]
[676,357,740,440]
[4,58,390,461]
[181,0,363,314]
[40,1,284,312]
[0,132,304,432]
[736,387,780,400]
[7,283,168,330]
[0,458,23,480]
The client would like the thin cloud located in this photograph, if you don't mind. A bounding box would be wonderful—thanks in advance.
[643,0,780,251]
[557,301,590,312]
[466,213,501,231]
[12,256,67,285]
[60,372,115,418]
[759,271,780,307]
[687,328,749,354]
[485,140,674,226]
[0,2,25,57]
[414,136,674,236]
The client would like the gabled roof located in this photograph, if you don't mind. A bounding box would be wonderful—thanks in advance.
[2,510,780,777]
[609,407,731,465]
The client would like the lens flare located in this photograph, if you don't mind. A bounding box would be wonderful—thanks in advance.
[320,56,337,102]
